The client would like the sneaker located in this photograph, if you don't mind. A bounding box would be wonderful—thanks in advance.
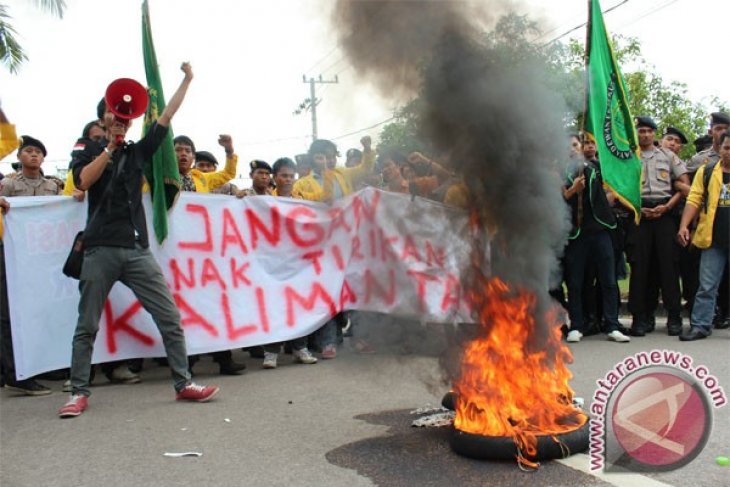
[176,383,220,402]
[62,380,72,393]
[58,394,88,418]
[106,367,141,384]
[607,330,631,343]
[292,348,318,365]
[566,330,582,343]
[262,352,278,369]
[4,378,52,396]
[321,344,337,359]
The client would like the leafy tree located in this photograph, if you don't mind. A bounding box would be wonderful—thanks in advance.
[0,0,65,73]
[378,14,726,161]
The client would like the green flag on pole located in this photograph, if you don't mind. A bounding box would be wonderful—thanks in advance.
[142,0,180,244]
[583,0,641,223]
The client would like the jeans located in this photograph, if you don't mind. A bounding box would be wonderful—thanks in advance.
[70,244,191,396]
[690,245,729,334]
[565,231,621,333]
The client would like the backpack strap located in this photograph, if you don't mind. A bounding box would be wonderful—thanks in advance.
[703,160,718,213]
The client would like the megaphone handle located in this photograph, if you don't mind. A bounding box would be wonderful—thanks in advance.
[115,135,124,146]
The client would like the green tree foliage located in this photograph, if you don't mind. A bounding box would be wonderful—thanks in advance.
[0,0,65,73]
[379,14,726,161]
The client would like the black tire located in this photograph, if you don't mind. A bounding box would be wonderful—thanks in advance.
[449,422,589,461]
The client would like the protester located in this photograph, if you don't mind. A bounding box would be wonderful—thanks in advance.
[58,63,219,418]
[562,135,630,343]
[677,129,730,340]
[176,134,237,193]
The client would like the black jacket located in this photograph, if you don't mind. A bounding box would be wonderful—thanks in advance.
[565,159,617,239]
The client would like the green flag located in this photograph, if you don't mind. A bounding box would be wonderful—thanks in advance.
[583,0,641,223]
[142,0,180,244]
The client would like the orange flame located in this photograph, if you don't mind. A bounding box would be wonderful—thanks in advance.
[453,277,587,458]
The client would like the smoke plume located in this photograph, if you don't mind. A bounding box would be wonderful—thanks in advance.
[333,0,572,371]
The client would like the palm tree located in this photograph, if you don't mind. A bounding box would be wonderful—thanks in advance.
[0,0,66,73]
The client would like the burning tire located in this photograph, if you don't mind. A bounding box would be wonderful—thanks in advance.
[449,421,590,461]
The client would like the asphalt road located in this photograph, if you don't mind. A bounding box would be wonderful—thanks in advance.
[1,317,727,487]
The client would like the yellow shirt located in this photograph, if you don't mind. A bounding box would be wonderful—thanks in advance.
[292,150,375,202]
[0,123,19,239]
[687,162,726,249]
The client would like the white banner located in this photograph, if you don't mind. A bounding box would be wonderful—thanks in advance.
[3,188,473,379]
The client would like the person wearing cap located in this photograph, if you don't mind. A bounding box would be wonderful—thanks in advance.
[676,129,730,340]
[293,136,375,203]
[175,134,237,193]
[345,148,363,168]
[687,112,730,328]
[0,136,60,396]
[626,116,690,337]
[59,63,220,418]
[194,150,239,196]
[661,126,688,156]
[237,160,273,197]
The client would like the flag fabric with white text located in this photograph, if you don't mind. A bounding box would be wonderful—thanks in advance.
[583,0,641,223]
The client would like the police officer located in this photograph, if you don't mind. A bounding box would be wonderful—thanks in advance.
[237,160,273,197]
[627,117,690,336]
[0,136,59,395]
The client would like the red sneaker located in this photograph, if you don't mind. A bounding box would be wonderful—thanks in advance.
[176,383,220,402]
[58,394,88,418]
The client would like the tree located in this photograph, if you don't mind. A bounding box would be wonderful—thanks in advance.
[379,15,726,161]
[0,0,65,73]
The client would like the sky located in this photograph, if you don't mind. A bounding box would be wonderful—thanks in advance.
[1,0,728,185]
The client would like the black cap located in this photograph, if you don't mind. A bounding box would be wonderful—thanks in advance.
[195,150,218,166]
[710,112,730,127]
[635,116,657,130]
[249,159,272,173]
[693,134,713,153]
[18,135,47,156]
[662,126,688,144]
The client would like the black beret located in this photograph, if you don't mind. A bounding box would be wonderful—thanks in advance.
[97,98,106,120]
[11,162,20,171]
[710,112,730,127]
[249,159,272,173]
[173,135,196,153]
[634,116,657,130]
[693,134,713,152]
[18,135,47,157]
[195,150,218,166]
[662,126,688,144]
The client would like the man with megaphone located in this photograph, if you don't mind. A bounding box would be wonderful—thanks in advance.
[59,62,221,418]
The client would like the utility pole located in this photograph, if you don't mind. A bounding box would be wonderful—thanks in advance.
[294,74,339,143]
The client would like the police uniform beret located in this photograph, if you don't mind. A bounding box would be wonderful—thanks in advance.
[710,112,730,127]
[634,116,657,130]
[195,151,218,166]
[11,162,20,172]
[693,135,712,153]
[663,126,688,144]
[18,135,47,157]
[249,160,272,173]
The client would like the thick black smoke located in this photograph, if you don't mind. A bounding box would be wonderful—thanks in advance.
[333,1,572,379]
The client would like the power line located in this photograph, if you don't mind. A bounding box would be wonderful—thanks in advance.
[543,0,630,45]
[303,46,339,74]
[613,0,682,32]
[331,116,396,141]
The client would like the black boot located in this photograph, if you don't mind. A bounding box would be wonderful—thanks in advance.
[630,315,647,337]
[645,315,656,333]
[667,315,683,336]
[713,310,730,330]
[218,358,246,376]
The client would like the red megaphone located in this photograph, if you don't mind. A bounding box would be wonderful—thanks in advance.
[105,78,149,145]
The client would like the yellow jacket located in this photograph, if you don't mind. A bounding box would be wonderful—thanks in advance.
[687,162,726,249]
[63,154,238,195]
[293,151,375,201]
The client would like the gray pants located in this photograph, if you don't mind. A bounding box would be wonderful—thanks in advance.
[70,244,191,396]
